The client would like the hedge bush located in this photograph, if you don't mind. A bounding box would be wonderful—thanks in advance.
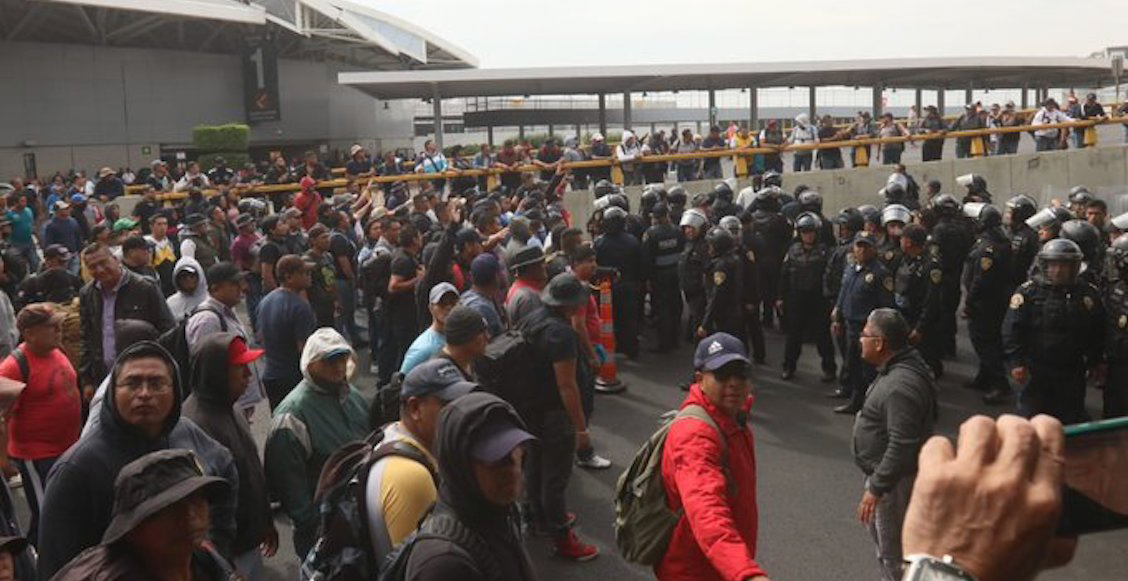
[192,124,250,152]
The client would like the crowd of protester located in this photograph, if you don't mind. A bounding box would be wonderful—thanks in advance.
[0,129,1119,581]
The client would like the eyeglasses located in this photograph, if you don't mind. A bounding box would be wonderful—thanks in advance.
[116,376,173,393]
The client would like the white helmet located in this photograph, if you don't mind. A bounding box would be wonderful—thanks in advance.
[679,208,709,231]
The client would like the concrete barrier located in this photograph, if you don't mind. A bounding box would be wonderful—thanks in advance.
[562,145,1128,222]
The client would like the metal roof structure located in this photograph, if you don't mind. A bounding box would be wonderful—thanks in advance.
[339,56,1114,99]
[0,0,477,69]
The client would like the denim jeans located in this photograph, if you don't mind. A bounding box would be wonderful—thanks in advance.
[793,153,813,172]
[334,278,360,343]
[865,476,914,581]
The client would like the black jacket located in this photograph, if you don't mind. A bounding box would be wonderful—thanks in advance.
[406,393,536,581]
[851,348,937,495]
[78,269,175,387]
[182,334,271,556]
[38,342,238,580]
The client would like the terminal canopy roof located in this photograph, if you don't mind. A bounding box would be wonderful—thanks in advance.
[0,0,476,69]
[339,56,1114,99]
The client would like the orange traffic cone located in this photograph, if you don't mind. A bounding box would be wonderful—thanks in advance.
[595,278,626,394]
[853,145,869,167]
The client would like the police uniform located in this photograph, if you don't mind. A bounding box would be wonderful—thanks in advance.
[930,216,975,356]
[741,230,767,363]
[895,249,944,375]
[1009,224,1040,289]
[1104,280,1128,417]
[753,209,793,328]
[642,222,684,352]
[824,237,855,389]
[595,230,643,359]
[679,237,710,343]
[877,236,903,273]
[1003,279,1104,424]
[702,249,745,340]
[962,227,1013,392]
[834,241,895,411]
[779,240,836,376]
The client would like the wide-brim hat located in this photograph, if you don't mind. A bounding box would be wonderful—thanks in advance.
[508,245,545,272]
[102,450,228,545]
[0,536,27,556]
[541,272,588,307]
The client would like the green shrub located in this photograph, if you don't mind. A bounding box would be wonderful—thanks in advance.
[192,124,250,152]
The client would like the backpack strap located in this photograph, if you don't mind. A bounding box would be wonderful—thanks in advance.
[189,305,229,333]
[673,404,734,496]
[364,436,440,561]
[9,348,28,384]
[421,507,503,581]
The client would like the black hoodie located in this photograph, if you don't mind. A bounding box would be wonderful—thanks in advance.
[38,341,238,580]
[182,333,271,556]
[405,392,537,581]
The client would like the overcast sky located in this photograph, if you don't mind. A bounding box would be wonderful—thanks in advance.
[380,0,1124,68]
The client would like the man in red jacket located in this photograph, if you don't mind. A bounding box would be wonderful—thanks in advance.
[659,332,771,581]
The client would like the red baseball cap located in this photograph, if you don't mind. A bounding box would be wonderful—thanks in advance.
[228,337,264,366]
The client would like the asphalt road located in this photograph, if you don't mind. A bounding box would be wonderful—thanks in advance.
[237,316,1127,581]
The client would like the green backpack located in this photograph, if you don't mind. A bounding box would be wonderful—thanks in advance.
[613,404,727,566]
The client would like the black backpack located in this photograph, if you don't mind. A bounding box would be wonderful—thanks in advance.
[301,429,437,581]
[157,305,227,395]
[368,372,405,431]
[377,504,502,581]
[472,323,546,425]
[359,248,393,307]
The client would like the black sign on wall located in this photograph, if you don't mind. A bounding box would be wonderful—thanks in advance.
[243,33,280,123]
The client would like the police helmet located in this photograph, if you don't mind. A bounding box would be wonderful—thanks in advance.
[713,182,734,203]
[593,179,616,198]
[931,194,961,216]
[752,188,782,213]
[762,170,783,188]
[879,182,906,204]
[718,215,742,238]
[1005,194,1038,225]
[608,193,630,212]
[1068,185,1091,199]
[592,195,612,213]
[795,211,821,232]
[640,189,660,212]
[798,190,823,213]
[858,204,881,226]
[1110,233,1128,271]
[956,173,987,194]
[963,202,1002,229]
[651,202,670,219]
[667,186,687,207]
[881,204,912,226]
[1059,219,1102,262]
[1111,211,1128,232]
[706,227,736,256]
[601,206,627,234]
[886,172,910,191]
[679,208,709,231]
[1025,206,1073,232]
[836,208,865,234]
[1036,238,1083,284]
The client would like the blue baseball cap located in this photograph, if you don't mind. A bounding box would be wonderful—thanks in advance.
[400,359,478,402]
[693,332,750,371]
[70,193,86,204]
[469,415,536,463]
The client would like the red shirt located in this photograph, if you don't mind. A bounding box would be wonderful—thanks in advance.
[0,346,81,459]
[658,384,763,581]
[293,190,321,230]
[505,278,542,305]
[579,295,599,341]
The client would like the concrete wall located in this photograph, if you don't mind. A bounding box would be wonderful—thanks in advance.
[0,41,414,178]
[560,145,1128,223]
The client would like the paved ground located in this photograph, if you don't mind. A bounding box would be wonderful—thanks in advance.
[237,318,1126,581]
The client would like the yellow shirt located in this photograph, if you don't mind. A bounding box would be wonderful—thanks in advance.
[731,134,755,151]
[365,423,439,551]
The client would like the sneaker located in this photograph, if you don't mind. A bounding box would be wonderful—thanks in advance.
[553,529,599,562]
[576,454,611,470]
[5,474,20,489]
[530,512,578,537]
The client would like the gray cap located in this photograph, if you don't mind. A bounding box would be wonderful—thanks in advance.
[428,282,460,305]
[400,359,478,402]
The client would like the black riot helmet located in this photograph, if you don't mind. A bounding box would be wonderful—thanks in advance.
[1036,238,1083,285]
[1110,233,1128,272]
[640,189,660,213]
[762,170,782,188]
[667,186,687,208]
[706,227,736,257]
[1026,206,1074,237]
[931,194,961,217]
[718,215,742,239]
[601,206,627,234]
[795,211,821,232]
[798,190,823,213]
[956,173,989,201]
[1005,194,1038,226]
[752,188,782,213]
[1068,185,1093,206]
[713,182,734,203]
[880,182,907,205]
[963,202,1002,230]
[607,193,630,212]
[836,208,865,236]
[651,202,670,219]
[1059,219,1102,263]
[593,179,616,198]
[858,204,881,227]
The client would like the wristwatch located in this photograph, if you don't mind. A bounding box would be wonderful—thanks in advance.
[902,554,980,581]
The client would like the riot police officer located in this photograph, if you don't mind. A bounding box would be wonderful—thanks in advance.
[878,204,910,272]
[699,227,746,341]
[962,202,1013,395]
[957,173,991,203]
[679,208,711,342]
[711,182,741,221]
[1005,194,1040,289]
[752,187,793,328]
[778,212,836,381]
[895,223,944,377]
[667,185,687,225]
[1103,234,1128,417]
[1068,185,1094,217]
[642,203,683,353]
[1026,205,1073,243]
[595,206,643,359]
[825,208,864,395]
[722,215,766,363]
[1060,219,1105,289]
[831,230,895,413]
[797,189,835,246]
[1002,238,1104,422]
[929,193,974,357]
